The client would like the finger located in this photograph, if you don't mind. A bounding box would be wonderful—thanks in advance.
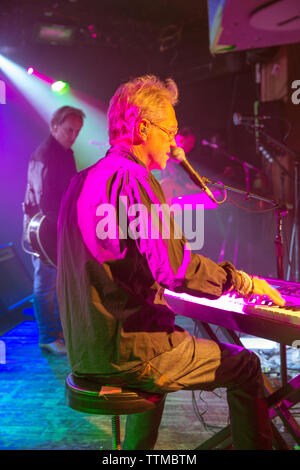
[270,290,285,307]
[253,279,285,306]
[264,285,285,306]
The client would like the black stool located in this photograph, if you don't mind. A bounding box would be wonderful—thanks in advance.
[65,373,164,450]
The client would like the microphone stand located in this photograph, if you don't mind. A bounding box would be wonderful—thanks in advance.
[205,177,290,384]
[178,137,292,382]
[209,123,300,385]
[242,122,300,283]
[251,125,300,385]
[202,139,265,194]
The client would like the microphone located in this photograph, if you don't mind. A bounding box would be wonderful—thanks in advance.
[169,147,218,203]
[233,112,272,126]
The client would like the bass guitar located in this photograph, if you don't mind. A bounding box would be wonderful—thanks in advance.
[23,211,57,267]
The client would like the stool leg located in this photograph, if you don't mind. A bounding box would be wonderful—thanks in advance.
[112,415,121,450]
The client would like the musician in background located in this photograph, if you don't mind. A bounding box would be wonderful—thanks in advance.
[160,126,198,201]
[56,75,284,449]
[22,106,85,354]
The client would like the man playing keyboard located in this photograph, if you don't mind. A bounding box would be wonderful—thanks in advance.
[56,74,285,450]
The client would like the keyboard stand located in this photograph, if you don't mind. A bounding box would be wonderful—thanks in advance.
[193,320,300,450]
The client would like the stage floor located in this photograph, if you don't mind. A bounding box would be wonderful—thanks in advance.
[0,315,299,451]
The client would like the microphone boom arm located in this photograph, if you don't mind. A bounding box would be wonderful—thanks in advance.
[170,147,218,203]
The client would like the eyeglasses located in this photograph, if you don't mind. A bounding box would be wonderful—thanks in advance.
[149,121,178,142]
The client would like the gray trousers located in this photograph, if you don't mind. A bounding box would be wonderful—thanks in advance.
[122,336,273,450]
[32,256,62,344]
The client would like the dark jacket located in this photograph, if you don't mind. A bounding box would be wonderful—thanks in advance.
[22,134,77,261]
[56,145,240,379]
[23,134,76,218]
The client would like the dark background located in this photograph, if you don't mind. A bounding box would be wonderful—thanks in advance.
[0,0,289,284]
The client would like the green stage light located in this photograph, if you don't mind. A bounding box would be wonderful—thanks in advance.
[0,54,108,169]
[51,80,69,93]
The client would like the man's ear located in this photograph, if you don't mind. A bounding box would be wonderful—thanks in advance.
[136,119,149,142]
[50,124,58,135]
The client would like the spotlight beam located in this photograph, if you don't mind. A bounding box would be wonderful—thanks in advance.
[0,54,108,168]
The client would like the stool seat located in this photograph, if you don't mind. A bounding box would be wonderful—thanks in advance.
[65,373,163,416]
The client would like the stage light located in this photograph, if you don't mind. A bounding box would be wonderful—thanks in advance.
[51,80,69,93]
[0,53,59,123]
[0,53,108,169]
[35,24,75,45]
[27,67,34,75]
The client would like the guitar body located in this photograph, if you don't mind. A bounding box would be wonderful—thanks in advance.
[26,212,57,267]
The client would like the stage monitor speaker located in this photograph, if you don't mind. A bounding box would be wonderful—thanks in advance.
[0,243,33,317]
[207,0,300,54]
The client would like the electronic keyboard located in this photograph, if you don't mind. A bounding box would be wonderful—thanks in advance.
[165,277,300,346]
